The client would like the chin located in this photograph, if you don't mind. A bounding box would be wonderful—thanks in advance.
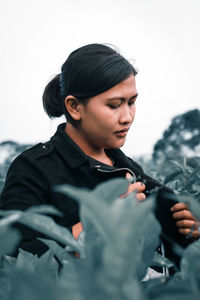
[104,137,126,149]
[107,141,126,149]
[116,139,126,148]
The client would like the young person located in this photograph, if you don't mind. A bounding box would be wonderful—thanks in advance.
[0,44,199,266]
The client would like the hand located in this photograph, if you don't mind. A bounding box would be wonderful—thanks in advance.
[120,173,146,201]
[171,202,200,240]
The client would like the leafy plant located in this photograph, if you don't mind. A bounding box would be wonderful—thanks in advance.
[0,176,199,299]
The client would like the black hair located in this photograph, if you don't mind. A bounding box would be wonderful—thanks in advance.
[42,43,137,126]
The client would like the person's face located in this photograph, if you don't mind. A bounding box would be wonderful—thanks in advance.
[78,74,138,150]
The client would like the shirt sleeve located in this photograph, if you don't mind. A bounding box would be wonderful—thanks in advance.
[0,154,50,256]
[0,154,49,210]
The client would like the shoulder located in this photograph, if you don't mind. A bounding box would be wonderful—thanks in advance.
[6,140,56,175]
[20,140,55,160]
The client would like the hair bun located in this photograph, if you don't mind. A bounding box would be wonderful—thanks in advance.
[42,74,63,118]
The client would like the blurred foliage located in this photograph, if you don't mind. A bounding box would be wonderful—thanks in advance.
[153,109,200,163]
[0,141,32,193]
[0,176,199,299]
[138,156,200,203]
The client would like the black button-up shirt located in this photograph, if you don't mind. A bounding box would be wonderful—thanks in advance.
[0,123,191,259]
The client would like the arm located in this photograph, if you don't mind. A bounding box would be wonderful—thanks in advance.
[0,155,50,256]
[0,155,48,210]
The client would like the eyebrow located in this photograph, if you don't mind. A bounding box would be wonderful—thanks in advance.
[106,93,138,101]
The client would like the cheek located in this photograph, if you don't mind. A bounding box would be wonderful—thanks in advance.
[94,115,114,132]
[89,108,115,128]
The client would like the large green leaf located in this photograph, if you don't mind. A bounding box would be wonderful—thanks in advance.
[0,211,22,226]
[56,179,161,287]
[0,227,21,255]
[93,177,129,204]
[101,194,161,284]
[150,252,174,269]
[55,183,112,241]
[9,268,66,300]
[180,240,200,283]
[36,249,59,280]
[37,238,73,263]
[16,249,38,272]
[18,212,81,253]
[26,205,63,217]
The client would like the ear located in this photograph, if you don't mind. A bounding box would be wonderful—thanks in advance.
[65,95,81,121]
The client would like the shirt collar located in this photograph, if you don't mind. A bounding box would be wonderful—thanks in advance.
[50,122,89,168]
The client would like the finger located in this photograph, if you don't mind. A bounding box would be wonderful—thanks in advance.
[125,172,136,183]
[178,228,200,239]
[175,219,196,228]
[121,179,146,198]
[172,210,195,221]
[123,173,135,196]
[125,172,131,179]
[72,222,83,240]
[128,182,146,193]
[170,202,188,212]
[126,172,131,179]
[123,182,145,197]
[136,192,146,202]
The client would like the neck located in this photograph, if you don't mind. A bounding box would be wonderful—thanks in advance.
[65,123,113,166]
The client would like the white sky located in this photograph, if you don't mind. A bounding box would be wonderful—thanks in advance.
[0,0,199,157]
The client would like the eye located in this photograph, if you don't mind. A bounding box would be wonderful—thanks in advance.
[108,104,120,109]
[128,100,136,107]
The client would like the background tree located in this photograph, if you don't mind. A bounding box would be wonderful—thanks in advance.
[153,109,200,163]
[0,141,32,193]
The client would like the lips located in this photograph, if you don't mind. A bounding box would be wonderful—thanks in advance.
[114,128,129,137]
[114,128,129,134]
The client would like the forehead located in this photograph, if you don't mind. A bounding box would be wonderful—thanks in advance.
[91,75,137,102]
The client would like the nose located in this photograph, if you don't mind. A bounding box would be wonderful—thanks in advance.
[119,104,135,124]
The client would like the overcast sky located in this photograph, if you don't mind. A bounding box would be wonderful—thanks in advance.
[0,0,199,157]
